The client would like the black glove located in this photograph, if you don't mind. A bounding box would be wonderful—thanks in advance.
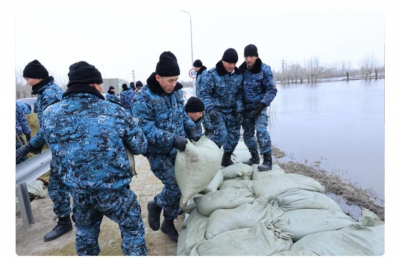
[32,145,43,155]
[173,136,187,151]
[236,112,243,124]
[208,109,219,122]
[25,133,31,142]
[16,142,33,161]
[251,103,266,118]
[186,128,201,142]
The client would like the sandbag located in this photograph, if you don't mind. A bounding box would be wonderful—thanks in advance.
[218,178,253,190]
[200,170,223,194]
[194,187,255,216]
[205,197,284,239]
[275,189,342,212]
[272,209,356,241]
[220,163,253,180]
[289,210,384,255]
[184,208,208,255]
[175,137,222,205]
[252,164,285,180]
[252,173,325,200]
[195,222,293,256]
[27,180,47,198]
[177,228,187,256]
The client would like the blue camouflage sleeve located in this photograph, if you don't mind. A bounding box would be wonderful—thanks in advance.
[16,103,31,135]
[235,75,244,113]
[123,110,148,155]
[261,65,277,107]
[198,72,215,112]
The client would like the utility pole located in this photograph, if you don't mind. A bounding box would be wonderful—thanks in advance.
[180,10,196,95]
[132,70,135,83]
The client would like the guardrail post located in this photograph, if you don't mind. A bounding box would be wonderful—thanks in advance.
[16,183,34,229]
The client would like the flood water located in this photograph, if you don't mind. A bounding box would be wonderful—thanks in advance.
[269,79,385,204]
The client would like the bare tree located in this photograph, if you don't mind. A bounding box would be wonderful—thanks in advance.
[305,57,325,84]
[360,52,377,81]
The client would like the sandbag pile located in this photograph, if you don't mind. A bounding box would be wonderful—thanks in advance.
[176,162,384,256]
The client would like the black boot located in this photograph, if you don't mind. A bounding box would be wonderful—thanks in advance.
[161,219,179,243]
[221,151,234,167]
[43,216,73,242]
[147,200,162,231]
[243,151,260,165]
[258,152,272,171]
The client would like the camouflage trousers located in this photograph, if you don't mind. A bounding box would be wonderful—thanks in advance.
[71,186,147,256]
[48,161,71,218]
[146,154,181,220]
[242,107,271,154]
[207,111,240,153]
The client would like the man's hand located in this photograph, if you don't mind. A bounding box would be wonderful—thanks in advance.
[16,143,32,161]
[186,128,201,142]
[173,136,187,151]
[209,109,219,122]
[251,103,266,118]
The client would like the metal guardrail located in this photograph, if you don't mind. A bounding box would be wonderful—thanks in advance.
[16,149,52,229]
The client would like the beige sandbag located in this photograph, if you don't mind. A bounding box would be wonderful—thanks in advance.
[252,164,285,180]
[220,163,254,180]
[218,178,253,190]
[177,228,187,256]
[200,170,223,194]
[175,137,222,205]
[252,173,325,200]
[27,180,47,198]
[184,208,209,255]
[194,187,255,216]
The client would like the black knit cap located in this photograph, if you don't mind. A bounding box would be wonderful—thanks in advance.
[109,86,114,90]
[185,97,205,113]
[244,44,258,57]
[67,61,103,87]
[136,81,143,87]
[130,82,135,88]
[156,51,180,77]
[222,48,238,63]
[122,83,128,90]
[193,59,203,67]
[23,60,49,79]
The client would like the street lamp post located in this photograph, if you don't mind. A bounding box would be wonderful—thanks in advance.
[180,10,196,96]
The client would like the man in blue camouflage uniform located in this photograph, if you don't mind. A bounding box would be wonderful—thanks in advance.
[135,81,143,93]
[42,61,148,256]
[239,44,277,171]
[198,48,244,167]
[193,60,211,136]
[16,102,31,164]
[185,96,205,136]
[120,83,135,115]
[15,60,72,242]
[133,51,200,243]
[16,101,31,114]
[105,86,120,103]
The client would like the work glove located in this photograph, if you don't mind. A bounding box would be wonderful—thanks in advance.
[209,108,219,122]
[16,142,33,161]
[25,133,31,142]
[186,128,201,142]
[173,136,187,151]
[251,102,266,118]
[236,112,243,124]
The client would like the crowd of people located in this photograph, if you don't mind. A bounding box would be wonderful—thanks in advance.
[15,43,277,256]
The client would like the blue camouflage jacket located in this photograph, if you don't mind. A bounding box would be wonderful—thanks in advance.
[198,61,243,114]
[16,102,31,137]
[29,77,63,149]
[42,86,147,190]
[133,73,196,156]
[105,91,120,103]
[195,66,207,97]
[120,88,135,110]
[239,58,277,111]
[16,101,31,114]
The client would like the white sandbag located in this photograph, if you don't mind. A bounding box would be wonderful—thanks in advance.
[273,250,318,256]
[194,187,255,216]
[182,193,203,215]
[275,189,342,212]
[27,180,47,198]
[195,222,293,256]
[252,164,285,180]
[205,197,284,239]
[289,209,384,255]
[252,173,325,200]
[175,137,222,205]
[177,228,187,256]
[218,178,253,190]
[272,209,356,241]
[200,170,223,194]
[184,208,208,255]
[220,163,253,180]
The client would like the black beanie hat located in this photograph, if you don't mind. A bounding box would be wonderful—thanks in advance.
[122,84,128,90]
[193,59,203,67]
[130,82,135,89]
[244,44,258,57]
[67,61,103,87]
[23,60,49,79]
[136,81,143,87]
[185,97,205,113]
[222,48,238,63]
[156,51,180,77]
[109,86,114,90]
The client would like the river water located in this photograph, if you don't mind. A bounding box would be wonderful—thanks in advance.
[269,79,385,204]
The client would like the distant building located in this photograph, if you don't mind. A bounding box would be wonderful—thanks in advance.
[102,78,128,95]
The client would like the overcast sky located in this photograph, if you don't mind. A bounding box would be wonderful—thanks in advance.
[15,7,384,83]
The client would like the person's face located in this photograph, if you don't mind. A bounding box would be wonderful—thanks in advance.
[24,78,42,86]
[222,61,236,73]
[156,75,179,94]
[193,67,201,72]
[245,56,258,67]
[110,88,115,93]
[188,111,203,122]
